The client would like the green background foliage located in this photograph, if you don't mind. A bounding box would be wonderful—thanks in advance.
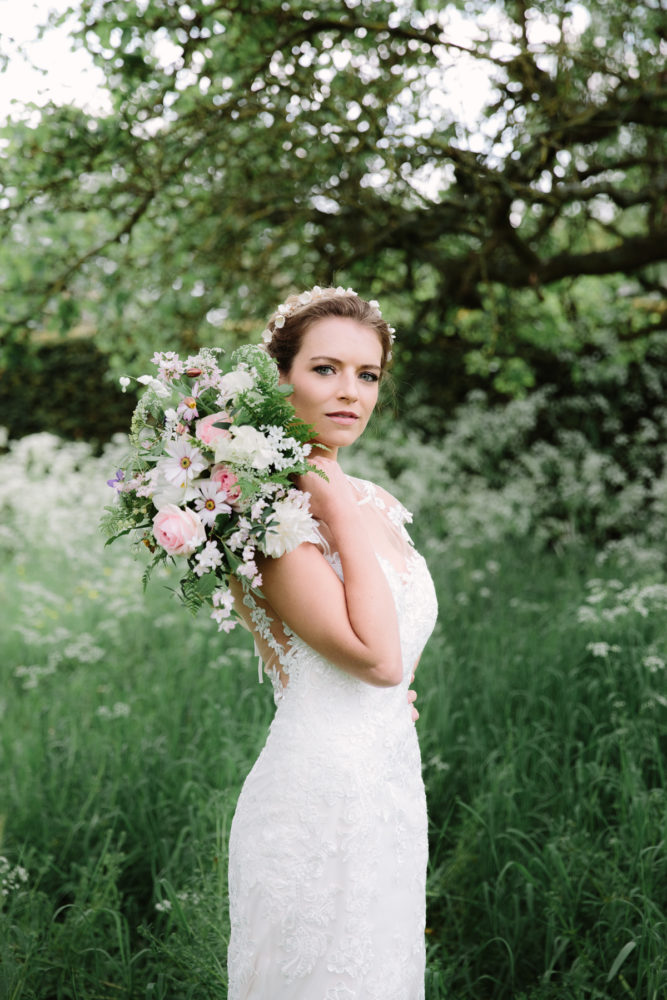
[1,0,665,404]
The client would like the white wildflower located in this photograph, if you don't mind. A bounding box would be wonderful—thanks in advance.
[211,586,236,632]
[586,642,621,657]
[194,540,223,577]
[0,856,29,898]
[151,351,186,379]
[97,702,131,720]
[237,559,262,588]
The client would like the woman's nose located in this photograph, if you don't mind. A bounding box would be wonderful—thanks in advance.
[337,371,358,400]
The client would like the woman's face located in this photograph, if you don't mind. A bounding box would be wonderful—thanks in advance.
[283,317,383,458]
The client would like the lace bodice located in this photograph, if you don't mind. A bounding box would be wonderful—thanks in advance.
[227,477,438,999]
[238,475,437,705]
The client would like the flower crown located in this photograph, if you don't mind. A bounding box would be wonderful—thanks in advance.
[261,285,396,361]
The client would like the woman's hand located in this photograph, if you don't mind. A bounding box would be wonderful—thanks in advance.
[408,673,419,722]
[296,457,357,525]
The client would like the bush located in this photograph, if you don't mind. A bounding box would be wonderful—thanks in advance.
[1,337,137,446]
[349,339,667,549]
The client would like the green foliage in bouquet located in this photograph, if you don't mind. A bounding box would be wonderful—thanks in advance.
[100,344,321,631]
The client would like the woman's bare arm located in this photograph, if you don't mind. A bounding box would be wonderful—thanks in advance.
[258,459,403,687]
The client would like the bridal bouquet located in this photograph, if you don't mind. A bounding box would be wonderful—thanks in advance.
[101,344,320,632]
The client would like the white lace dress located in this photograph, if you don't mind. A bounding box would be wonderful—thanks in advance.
[227,477,438,1000]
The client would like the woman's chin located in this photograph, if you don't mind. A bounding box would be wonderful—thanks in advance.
[313,429,362,453]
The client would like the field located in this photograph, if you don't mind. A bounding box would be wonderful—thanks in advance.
[1,432,666,999]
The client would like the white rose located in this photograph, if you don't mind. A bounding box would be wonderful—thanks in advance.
[218,368,255,400]
[259,498,320,558]
[214,424,276,470]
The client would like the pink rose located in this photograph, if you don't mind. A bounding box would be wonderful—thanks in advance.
[210,463,242,505]
[196,411,230,446]
[153,504,206,556]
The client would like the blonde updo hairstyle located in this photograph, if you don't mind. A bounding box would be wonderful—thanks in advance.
[263,288,394,376]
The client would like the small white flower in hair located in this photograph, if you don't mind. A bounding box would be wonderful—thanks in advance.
[260,285,394,356]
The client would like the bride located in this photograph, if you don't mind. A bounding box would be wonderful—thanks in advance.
[227,287,438,999]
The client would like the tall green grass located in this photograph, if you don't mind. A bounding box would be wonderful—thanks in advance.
[420,542,667,1000]
[1,430,666,999]
[2,533,665,999]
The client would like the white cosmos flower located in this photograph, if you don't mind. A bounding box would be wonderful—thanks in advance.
[194,482,232,526]
[158,439,207,487]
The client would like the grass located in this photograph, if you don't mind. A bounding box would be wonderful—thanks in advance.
[1,468,666,998]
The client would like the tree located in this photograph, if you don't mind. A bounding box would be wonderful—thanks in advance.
[1,0,665,399]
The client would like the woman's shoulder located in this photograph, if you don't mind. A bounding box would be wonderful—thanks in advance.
[344,474,414,533]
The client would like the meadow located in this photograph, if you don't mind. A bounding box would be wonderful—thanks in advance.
[1,425,666,999]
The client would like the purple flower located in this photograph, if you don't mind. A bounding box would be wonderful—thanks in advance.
[107,469,125,489]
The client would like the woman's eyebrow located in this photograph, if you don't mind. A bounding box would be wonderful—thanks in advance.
[309,355,381,371]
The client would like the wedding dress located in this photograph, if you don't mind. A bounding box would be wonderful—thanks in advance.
[227,476,438,999]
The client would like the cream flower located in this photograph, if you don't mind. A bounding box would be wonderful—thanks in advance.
[259,495,320,558]
[213,424,276,470]
[218,368,256,400]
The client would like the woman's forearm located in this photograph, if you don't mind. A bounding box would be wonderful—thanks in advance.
[325,506,403,685]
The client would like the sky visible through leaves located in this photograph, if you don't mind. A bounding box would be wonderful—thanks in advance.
[2,0,590,136]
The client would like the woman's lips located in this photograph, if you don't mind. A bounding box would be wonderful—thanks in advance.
[326,412,359,425]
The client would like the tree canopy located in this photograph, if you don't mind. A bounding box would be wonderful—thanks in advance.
[1,0,665,400]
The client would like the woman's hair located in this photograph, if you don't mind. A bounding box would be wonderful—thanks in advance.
[263,287,394,375]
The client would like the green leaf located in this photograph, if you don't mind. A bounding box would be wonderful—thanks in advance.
[607,940,636,983]
[195,572,218,598]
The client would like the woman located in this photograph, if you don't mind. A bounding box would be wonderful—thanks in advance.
[227,286,438,999]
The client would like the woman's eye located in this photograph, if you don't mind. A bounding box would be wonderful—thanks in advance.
[360,371,379,383]
[314,364,335,375]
